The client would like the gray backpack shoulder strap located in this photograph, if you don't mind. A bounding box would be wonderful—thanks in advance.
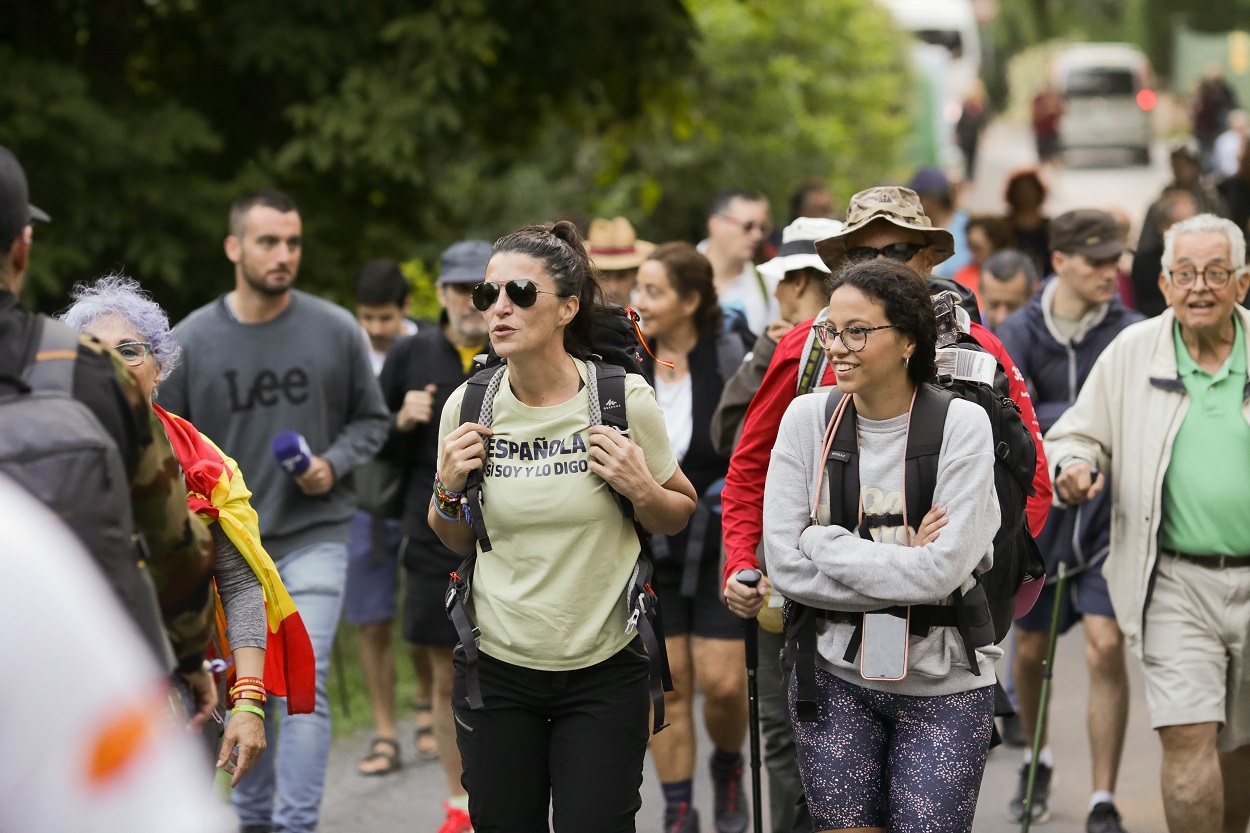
[22,316,80,393]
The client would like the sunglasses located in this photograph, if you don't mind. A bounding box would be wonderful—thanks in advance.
[716,214,772,237]
[471,280,567,312]
[845,242,928,264]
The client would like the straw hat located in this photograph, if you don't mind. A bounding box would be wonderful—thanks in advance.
[587,217,656,271]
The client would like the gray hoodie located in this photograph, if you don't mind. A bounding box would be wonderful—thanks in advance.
[764,391,1001,697]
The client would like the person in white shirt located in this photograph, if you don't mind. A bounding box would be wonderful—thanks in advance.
[703,189,778,336]
[0,472,227,833]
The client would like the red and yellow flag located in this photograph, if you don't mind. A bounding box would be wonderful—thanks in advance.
[155,405,316,714]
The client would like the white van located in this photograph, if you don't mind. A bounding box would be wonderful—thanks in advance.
[1051,43,1155,165]
[880,0,981,119]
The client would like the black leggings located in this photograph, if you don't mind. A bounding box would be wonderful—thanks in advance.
[452,640,652,833]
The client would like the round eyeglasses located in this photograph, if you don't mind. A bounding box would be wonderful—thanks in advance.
[811,323,896,353]
[1169,264,1237,289]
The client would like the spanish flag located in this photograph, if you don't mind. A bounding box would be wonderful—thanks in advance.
[154,405,316,714]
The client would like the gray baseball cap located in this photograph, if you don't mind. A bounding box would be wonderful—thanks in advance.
[438,239,493,285]
[0,145,50,248]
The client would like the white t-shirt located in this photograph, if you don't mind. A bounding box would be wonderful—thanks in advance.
[718,263,778,336]
[438,359,678,671]
[654,374,693,463]
[0,474,227,833]
[1215,129,1245,179]
[364,318,419,376]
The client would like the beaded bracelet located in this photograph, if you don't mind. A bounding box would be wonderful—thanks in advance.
[231,703,266,720]
[433,498,461,522]
[434,473,466,505]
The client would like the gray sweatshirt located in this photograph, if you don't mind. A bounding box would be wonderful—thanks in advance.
[159,291,389,560]
[764,391,1001,697]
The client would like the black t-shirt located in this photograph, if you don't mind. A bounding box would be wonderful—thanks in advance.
[377,323,479,570]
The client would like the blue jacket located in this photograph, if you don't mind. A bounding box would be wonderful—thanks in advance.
[997,279,1144,574]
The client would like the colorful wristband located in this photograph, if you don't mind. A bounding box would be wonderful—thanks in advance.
[231,703,266,720]
[232,690,267,703]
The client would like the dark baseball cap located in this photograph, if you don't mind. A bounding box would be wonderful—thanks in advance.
[438,239,492,285]
[1049,209,1127,261]
[0,145,50,248]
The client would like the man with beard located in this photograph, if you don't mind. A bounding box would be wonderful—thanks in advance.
[158,190,389,833]
[376,239,491,833]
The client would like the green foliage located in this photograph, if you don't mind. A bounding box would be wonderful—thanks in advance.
[2,0,907,320]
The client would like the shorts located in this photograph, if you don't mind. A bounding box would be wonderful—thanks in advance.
[1142,552,1250,752]
[653,546,741,640]
[343,511,403,626]
[1015,554,1115,634]
[788,667,994,832]
[400,539,459,647]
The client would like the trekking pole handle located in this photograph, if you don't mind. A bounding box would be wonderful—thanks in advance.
[737,568,761,588]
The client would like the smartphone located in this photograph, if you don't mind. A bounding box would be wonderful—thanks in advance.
[860,610,910,681]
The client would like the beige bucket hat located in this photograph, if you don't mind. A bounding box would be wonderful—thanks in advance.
[813,186,955,269]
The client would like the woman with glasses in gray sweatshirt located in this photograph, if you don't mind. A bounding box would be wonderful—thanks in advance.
[762,259,1001,833]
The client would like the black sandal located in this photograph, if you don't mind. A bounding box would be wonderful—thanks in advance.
[358,736,401,776]
[414,701,439,761]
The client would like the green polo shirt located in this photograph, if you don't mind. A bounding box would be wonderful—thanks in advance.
[1159,316,1250,557]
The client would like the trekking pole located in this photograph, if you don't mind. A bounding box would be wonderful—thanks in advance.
[1021,561,1067,832]
[737,568,764,833]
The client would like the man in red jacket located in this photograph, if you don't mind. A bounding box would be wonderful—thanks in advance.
[723,186,1051,615]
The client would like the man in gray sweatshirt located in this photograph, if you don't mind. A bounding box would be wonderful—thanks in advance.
[158,189,389,833]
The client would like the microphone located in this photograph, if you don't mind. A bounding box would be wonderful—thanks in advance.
[272,432,312,476]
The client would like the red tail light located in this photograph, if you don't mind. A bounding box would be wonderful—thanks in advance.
[1137,89,1157,111]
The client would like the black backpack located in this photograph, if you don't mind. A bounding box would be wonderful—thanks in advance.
[447,303,674,733]
[787,294,1044,722]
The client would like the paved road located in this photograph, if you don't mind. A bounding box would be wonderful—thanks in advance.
[314,625,1167,833]
[305,119,1176,833]
[963,120,1172,234]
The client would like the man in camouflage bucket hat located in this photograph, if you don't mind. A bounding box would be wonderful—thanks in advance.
[0,144,216,713]
[813,185,956,272]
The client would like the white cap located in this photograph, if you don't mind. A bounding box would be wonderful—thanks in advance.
[757,217,844,285]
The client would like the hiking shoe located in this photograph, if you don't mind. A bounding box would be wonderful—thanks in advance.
[1087,802,1127,833]
[710,753,749,833]
[436,801,473,833]
[664,802,700,833]
[1001,713,1026,748]
[1009,761,1053,823]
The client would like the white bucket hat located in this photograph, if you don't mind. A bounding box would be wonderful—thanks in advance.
[757,217,844,285]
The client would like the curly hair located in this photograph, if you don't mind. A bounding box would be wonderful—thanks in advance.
[59,273,182,382]
[643,242,723,339]
[825,259,937,386]
[492,221,602,356]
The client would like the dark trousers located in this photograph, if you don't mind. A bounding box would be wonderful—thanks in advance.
[758,626,805,833]
[452,639,651,833]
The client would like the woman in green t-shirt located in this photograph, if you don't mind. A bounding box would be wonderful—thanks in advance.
[430,221,698,832]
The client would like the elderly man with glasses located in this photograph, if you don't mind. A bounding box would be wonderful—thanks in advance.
[1047,213,1250,833]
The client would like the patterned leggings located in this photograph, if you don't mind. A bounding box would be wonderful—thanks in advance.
[788,667,994,832]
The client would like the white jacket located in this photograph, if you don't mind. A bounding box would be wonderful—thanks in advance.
[1044,306,1250,656]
